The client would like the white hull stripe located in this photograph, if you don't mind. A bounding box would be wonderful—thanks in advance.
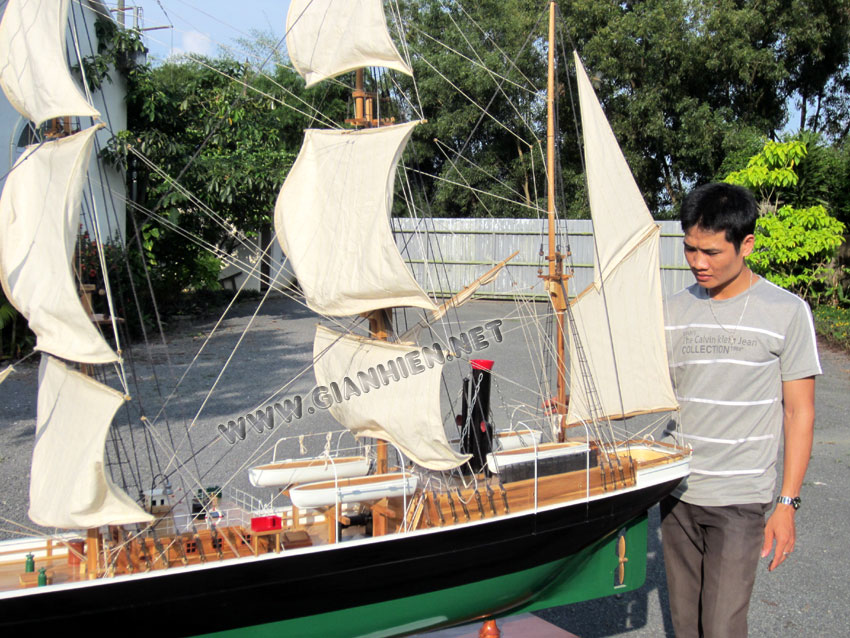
[669,358,777,368]
[665,323,785,340]
[691,468,767,476]
[677,396,779,407]
[678,432,774,445]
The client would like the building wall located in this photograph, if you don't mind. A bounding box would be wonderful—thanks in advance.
[0,0,127,242]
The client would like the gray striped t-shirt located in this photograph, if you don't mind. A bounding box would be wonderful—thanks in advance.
[663,277,821,506]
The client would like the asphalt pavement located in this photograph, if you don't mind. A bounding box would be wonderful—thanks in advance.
[0,296,847,636]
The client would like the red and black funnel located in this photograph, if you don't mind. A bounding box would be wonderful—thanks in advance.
[459,359,494,474]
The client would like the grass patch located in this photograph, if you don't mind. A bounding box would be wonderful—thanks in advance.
[813,305,850,352]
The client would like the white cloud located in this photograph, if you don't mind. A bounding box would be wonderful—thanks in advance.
[176,30,214,57]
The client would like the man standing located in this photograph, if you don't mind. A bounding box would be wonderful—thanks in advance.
[662,183,821,637]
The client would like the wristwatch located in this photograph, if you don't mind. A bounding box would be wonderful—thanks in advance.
[776,495,801,510]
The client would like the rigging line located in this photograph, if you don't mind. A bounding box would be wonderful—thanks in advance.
[132,23,311,232]
[382,64,425,123]
[142,69,252,223]
[83,1,340,130]
[407,24,537,96]
[131,419,216,516]
[434,141,514,216]
[434,138,525,209]
[105,411,133,497]
[123,150,299,285]
[170,0,282,49]
[514,308,560,407]
[76,2,118,135]
[78,170,181,485]
[397,146,469,417]
[453,3,548,160]
[114,186,354,337]
[125,164,290,280]
[69,8,128,388]
[79,151,130,394]
[68,2,97,109]
[415,54,532,148]
[400,139,478,382]
[162,259,285,474]
[138,0,289,74]
[176,52,342,130]
[144,245,288,430]
[443,10,539,136]
[191,323,358,489]
[407,167,545,214]
[511,290,557,413]
[95,168,286,294]
[434,137,531,203]
[114,185,353,340]
[387,0,426,122]
[0,137,48,184]
[454,0,540,91]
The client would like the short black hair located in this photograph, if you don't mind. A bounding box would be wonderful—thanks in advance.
[680,183,757,251]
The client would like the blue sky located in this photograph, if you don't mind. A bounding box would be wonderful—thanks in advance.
[127,1,290,63]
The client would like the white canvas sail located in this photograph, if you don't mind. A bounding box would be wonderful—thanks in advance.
[286,0,413,88]
[275,121,436,316]
[0,126,119,364]
[313,325,470,471]
[565,53,677,426]
[0,0,101,127]
[29,356,154,528]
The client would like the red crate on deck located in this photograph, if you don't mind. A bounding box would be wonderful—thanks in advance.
[251,515,282,532]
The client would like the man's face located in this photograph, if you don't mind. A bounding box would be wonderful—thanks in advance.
[683,226,754,297]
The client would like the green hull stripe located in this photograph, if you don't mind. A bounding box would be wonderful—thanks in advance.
[204,514,647,638]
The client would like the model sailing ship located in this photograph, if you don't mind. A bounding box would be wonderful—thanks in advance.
[0,1,690,636]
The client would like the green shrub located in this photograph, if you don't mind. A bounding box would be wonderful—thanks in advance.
[724,139,847,306]
[813,305,850,352]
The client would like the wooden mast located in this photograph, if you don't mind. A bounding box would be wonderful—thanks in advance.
[540,2,570,437]
[350,65,393,474]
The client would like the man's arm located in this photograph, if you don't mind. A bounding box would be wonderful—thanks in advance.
[762,376,815,572]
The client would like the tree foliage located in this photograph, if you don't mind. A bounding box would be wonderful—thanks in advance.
[396,0,553,218]
[724,140,847,305]
[102,44,348,299]
[84,0,850,305]
[562,0,850,211]
[394,0,850,217]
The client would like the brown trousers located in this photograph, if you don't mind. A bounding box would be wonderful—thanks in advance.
[660,496,771,638]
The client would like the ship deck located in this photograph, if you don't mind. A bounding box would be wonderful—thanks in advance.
[0,441,688,596]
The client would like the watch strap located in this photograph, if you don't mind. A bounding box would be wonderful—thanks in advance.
[776,495,801,510]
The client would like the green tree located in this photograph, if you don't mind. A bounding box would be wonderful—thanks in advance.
[563,0,850,211]
[397,0,554,219]
[104,52,348,301]
[724,140,847,305]
[395,1,850,217]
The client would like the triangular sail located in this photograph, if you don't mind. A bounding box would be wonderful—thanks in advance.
[0,126,119,364]
[313,325,470,471]
[0,0,101,126]
[286,0,413,88]
[565,53,677,426]
[275,121,436,316]
[29,356,154,528]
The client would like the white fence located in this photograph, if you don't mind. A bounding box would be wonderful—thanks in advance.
[394,218,691,300]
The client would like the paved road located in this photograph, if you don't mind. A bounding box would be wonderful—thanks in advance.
[536,342,850,637]
[1,297,847,636]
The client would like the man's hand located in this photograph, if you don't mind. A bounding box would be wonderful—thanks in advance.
[762,504,796,571]
[762,376,815,572]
